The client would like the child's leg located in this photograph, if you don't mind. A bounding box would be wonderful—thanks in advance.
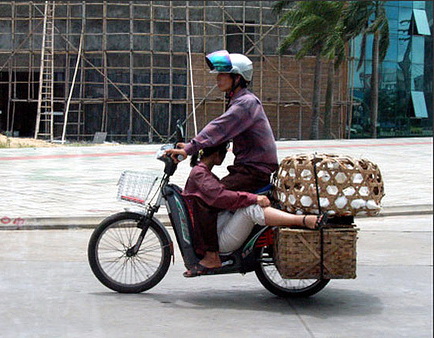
[263,207,318,229]
[218,205,265,253]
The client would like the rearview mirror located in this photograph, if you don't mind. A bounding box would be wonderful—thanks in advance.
[176,119,185,143]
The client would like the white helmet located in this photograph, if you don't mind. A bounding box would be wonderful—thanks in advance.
[205,50,253,82]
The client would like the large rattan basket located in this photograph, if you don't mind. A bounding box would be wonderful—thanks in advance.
[275,153,384,216]
[273,227,358,279]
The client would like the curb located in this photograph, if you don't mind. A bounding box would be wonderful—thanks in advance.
[375,204,433,218]
[1,205,432,230]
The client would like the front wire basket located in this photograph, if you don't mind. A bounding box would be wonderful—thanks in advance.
[117,170,160,205]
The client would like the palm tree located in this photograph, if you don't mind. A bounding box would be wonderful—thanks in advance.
[322,17,347,139]
[273,1,345,140]
[344,1,389,138]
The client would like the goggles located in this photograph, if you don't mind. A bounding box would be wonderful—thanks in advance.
[205,50,233,72]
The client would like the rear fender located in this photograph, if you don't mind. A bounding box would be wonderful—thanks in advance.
[241,226,271,259]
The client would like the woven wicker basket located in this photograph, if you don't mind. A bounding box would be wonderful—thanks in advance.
[275,153,384,216]
[274,227,358,279]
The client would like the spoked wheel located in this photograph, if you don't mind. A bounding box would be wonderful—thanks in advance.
[88,212,172,293]
[255,246,329,298]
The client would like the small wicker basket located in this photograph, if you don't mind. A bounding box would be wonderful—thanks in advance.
[274,227,358,279]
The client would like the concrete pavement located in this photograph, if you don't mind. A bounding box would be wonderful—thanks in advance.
[0,138,432,337]
[0,214,432,337]
[0,137,432,229]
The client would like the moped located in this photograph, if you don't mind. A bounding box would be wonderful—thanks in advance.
[87,123,351,297]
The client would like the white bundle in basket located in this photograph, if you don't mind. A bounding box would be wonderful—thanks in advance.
[274,154,385,216]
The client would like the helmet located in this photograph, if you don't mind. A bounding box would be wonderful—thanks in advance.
[205,50,253,82]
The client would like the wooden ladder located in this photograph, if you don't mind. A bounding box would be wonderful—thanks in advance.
[34,1,55,140]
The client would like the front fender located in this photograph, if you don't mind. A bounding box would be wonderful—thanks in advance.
[152,216,175,259]
[152,216,173,244]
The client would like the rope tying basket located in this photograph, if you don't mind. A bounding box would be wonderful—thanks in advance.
[275,154,385,216]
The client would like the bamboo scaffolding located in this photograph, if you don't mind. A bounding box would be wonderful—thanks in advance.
[0,1,349,142]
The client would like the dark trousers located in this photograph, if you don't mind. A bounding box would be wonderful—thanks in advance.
[191,164,272,256]
[187,196,220,256]
[221,164,272,193]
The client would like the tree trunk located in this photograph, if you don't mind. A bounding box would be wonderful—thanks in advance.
[370,27,380,138]
[324,61,335,139]
[310,54,322,140]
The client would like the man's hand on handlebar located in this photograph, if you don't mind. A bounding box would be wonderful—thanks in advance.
[165,143,187,163]
[256,195,271,207]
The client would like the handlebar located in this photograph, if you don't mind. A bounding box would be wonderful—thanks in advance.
[155,119,186,176]
[176,154,186,162]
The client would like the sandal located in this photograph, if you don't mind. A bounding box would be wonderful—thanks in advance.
[183,263,218,278]
[315,212,329,229]
[303,212,329,229]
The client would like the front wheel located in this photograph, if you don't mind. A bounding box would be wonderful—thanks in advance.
[255,246,329,298]
[88,212,172,293]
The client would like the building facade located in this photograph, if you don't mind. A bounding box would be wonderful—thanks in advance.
[0,1,430,142]
[0,1,349,142]
[349,0,433,138]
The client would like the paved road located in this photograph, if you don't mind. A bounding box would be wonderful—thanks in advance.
[0,214,432,337]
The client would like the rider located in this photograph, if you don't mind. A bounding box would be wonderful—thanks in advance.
[166,49,278,193]
[182,142,325,278]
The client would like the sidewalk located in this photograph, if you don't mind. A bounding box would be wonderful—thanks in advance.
[0,137,432,230]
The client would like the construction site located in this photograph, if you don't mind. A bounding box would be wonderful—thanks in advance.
[0,1,350,143]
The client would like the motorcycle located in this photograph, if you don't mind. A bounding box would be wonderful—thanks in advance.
[87,122,349,298]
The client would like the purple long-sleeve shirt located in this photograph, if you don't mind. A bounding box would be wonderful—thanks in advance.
[183,88,278,174]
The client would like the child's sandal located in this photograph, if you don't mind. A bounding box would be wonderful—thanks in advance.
[315,212,329,228]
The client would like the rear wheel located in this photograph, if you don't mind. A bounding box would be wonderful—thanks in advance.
[255,246,329,298]
[88,212,172,293]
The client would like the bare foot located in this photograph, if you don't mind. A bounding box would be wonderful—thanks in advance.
[199,251,222,269]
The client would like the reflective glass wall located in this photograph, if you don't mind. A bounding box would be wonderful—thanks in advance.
[349,1,433,138]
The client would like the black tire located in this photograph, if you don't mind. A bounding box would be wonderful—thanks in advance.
[88,212,172,293]
[255,246,330,298]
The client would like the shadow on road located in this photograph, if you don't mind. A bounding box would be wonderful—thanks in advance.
[91,287,382,318]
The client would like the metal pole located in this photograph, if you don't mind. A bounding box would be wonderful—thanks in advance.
[186,1,198,136]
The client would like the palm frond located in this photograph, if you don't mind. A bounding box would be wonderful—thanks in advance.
[272,0,296,15]
[343,1,372,39]
[296,37,322,60]
[357,34,367,70]
[379,18,389,61]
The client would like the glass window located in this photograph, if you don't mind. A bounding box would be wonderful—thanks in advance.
[351,35,363,59]
[398,37,410,63]
[411,36,425,64]
[386,2,401,8]
[353,61,372,89]
[365,35,373,61]
[388,18,398,33]
[352,65,365,89]
[385,36,398,61]
[380,62,397,90]
[410,91,428,118]
[399,7,412,32]
[413,1,426,10]
[399,1,413,8]
[386,4,399,19]
[351,35,374,61]
[413,9,431,35]
[410,63,424,91]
